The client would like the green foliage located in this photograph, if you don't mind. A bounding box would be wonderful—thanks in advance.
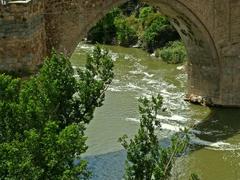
[0,46,114,179]
[87,2,180,52]
[157,41,187,64]
[119,95,189,179]
[75,47,114,124]
[87,1,140,44]
[143,16,168,52]
[143,17,178,52]
[87,8,121,44]
[114,15,138,46]
[0,122,89,179]
[0,74,21,101]
[139,7,155,28]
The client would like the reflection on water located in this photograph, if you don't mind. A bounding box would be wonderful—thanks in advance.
[71,43,240,180]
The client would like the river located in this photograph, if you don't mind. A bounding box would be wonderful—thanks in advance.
[70,43,240,180]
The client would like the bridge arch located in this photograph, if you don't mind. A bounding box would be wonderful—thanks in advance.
[2,0,240,106]
[44,0,220,105]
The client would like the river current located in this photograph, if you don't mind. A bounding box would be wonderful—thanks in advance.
[70,43,240,180]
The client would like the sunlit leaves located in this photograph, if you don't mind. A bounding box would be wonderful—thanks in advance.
[0,46,113,179]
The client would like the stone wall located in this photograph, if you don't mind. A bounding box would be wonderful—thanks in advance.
[0,0,46,72]
[0,0,240,106]
[44,0,126,56]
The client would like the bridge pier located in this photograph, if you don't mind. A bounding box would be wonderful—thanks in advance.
[0,0,47,73]
[0,0,240,106]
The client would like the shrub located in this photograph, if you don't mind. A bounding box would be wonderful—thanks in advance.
[142,13,180,52]
[114,15,138,46]
[158,41,187,64]
[139,6,155,28]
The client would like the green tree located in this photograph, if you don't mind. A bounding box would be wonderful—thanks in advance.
[139,7,179,52]
[114,15,138,46]
[139,6,155,28]
[0,46,114,179]
[119,95,189,179]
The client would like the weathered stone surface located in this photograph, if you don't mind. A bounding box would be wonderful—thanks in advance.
[0,0,46,72]
[0,0,240,106]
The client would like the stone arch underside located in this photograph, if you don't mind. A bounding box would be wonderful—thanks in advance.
[1,0,240,106]
[45,0,222,105]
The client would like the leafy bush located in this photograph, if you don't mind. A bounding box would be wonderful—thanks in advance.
[139,6,155,28]
[143,15,168,52]
[138,6,179,52]
[158,41,187,64]
[114,15,138,46]
[0,46,114,179]
[0,74,21,101]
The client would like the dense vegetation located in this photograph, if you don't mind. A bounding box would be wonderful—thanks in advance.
[0,46,114,179]
[87,0,186,64]
[155,41,187,64]
[87,1,179,51]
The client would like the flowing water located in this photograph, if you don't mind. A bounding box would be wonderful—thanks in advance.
[71,43,240,180]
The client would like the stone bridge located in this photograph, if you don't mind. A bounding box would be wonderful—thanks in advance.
[0,0,240,106]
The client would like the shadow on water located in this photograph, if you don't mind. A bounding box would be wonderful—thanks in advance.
[83,137,174,180]
[83,108,240,179]
[193,108,240,143]
[84,150,126,180]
